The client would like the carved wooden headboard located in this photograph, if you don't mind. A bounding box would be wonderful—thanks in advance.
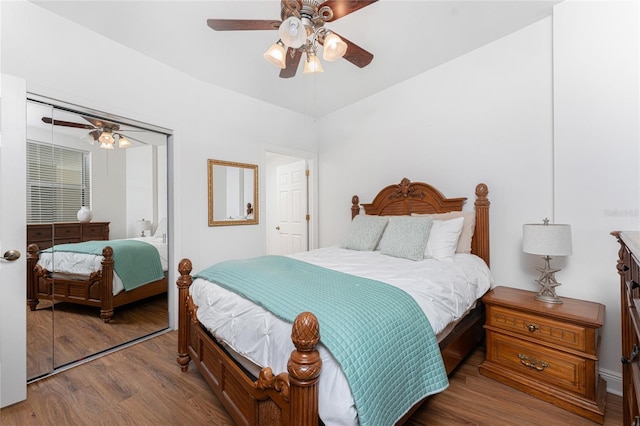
[350,178,490,267]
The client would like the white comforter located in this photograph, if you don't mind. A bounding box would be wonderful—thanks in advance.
[36,237,169,295]
[190,247,492,425]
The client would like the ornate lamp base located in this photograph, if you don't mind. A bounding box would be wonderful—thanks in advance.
[534,255,563,304]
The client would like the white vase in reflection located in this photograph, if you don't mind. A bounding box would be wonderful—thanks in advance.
[77,206,93,223]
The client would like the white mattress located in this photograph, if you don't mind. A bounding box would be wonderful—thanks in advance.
[36,237,169,295]
[190,247,493,425]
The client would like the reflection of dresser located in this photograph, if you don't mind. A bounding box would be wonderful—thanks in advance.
[613,231,640,426]
[27,222,110,250]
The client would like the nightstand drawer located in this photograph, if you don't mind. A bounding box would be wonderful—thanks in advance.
[487,305,588,353]
[486,331,590,398]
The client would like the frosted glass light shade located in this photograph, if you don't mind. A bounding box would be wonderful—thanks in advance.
[303,53,324,74]
[117,135,132,148]
[100,141,115,150]
[278,17,306,48]
[322,33,347,61]
[263,41,287,68]
[99,131,114,144]
[523,223,572,256]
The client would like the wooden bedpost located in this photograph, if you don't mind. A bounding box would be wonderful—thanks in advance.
[288,312,322,426]
[351,195,360,219]
[176,258,193,372]
[26,244,40,311]
[472,183,490,268]
[100,246,115,323]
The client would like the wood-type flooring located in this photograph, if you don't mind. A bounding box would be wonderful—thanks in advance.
[3,332,622,425]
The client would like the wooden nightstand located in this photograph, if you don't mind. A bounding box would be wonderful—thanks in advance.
[479,286,606,424]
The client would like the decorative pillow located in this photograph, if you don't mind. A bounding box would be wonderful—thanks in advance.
[377,216,433,261]
[340,215,388,251]
[412,211,475,253]
[425,217,465,261]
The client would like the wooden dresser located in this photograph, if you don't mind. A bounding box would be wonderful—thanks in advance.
[27,222,110,250]
[613,231,640,426]
[479,286,606,423]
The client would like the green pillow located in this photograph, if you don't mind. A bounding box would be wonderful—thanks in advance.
[378,216,433,261]
[341,215,388,251]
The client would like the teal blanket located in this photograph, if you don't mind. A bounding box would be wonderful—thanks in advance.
[194,255,448,426]
[45,240,164,291]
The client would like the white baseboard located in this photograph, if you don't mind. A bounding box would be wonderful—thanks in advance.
[600,367,622,396]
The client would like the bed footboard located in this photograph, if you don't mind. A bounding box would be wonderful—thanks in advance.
[176,258,321,426]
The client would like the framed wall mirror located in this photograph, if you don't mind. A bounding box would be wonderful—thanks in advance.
[208,159,258,226]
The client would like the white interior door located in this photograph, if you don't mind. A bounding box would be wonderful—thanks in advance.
[275,160,308,255]
[0,74,27,407]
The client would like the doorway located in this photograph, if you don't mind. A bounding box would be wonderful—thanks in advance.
[265,152,315,255]
[25,96,171,381]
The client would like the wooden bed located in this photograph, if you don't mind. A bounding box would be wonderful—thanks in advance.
[26,243,167,323]
[176,178,490,425]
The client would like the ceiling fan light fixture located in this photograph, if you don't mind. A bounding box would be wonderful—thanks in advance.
[117,134,132,148]
[322,33,347,61]
[303,51,324,74]
[99,130,115,145]
[263,40,287,68]
[100,141,115,150]
[279,16,306,48]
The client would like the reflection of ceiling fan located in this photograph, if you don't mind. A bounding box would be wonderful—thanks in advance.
[207,0,377,78]
[41,116,146,150]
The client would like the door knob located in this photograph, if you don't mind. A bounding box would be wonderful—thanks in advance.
[275,226,280,230]
[1,249,20,261]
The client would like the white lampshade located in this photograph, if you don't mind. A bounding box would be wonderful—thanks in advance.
[303,52,324,74]
[523,223,572,256]
[278,16,306,48]
[263,41,287,68]
[322,33,347,61]
[136,219,152,236]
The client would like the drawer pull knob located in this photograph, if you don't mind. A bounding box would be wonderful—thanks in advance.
[622,344,640,364]
[633,280,640,290]
[624,265,630,272]
[527,324,538,332]
[518,353,549,371]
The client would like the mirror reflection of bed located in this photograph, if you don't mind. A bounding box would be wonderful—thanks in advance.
[25,98,170,381]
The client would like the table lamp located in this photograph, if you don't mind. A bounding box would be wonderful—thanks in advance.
[522,218,573,304]
[136,219,151,237]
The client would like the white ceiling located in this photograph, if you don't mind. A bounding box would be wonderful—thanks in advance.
[30,0,558,118]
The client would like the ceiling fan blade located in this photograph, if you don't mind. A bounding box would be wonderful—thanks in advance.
[89,130,101,141]
[41,117,95,130]
[82,116,120,131]
[319,32,373,68]
[207,19,281,31]
[319,0,378,22]
[280,48,303,79]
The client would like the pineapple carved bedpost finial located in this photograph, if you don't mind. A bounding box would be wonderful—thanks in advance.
[288,311,322,426]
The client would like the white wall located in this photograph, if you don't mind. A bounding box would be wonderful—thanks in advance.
[552,0,639,393]
[316,2,639,392]
[1,2,317,327]
[318,18,554,292]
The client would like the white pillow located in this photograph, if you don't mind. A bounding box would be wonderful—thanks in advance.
[378,216,433,261]
[425,217,464,261]
[412,211,475,253]
[153,217,167,239]
[340,215,388,251]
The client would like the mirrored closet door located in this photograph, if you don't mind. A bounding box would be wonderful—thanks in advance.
[26,98,170,381]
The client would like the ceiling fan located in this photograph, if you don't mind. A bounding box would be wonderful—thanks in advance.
[41,116,146,150]
[207,0,378,78]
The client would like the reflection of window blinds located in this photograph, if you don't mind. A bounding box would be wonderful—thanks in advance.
[26,141,91,224]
